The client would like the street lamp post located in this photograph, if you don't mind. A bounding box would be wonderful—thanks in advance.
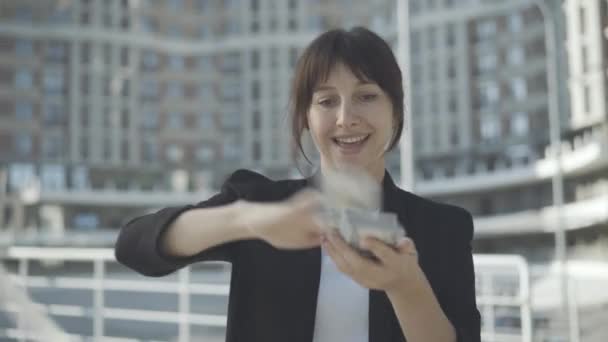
[534,1,577,341]
[397,0,415,192]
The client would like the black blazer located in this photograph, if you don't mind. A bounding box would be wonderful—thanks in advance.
[115,169,481,342]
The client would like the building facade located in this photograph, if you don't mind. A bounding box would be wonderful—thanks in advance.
[0,0,606,259]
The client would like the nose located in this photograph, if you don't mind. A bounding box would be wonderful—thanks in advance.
[335,100,360,128]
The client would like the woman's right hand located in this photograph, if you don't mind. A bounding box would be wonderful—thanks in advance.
[239,189,326,249]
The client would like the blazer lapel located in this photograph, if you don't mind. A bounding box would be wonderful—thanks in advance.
[369,170,406,342]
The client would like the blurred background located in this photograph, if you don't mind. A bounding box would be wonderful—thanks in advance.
[0,0,606,341]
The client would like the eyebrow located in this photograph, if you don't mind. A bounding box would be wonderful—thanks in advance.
[313,80,374,92]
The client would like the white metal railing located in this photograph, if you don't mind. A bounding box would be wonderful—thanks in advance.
[474,254,532,342]
[0,247,532,342]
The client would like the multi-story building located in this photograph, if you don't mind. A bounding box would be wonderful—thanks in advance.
[404,0,607,261]
[0,0,398,234]
[0,0,606,259]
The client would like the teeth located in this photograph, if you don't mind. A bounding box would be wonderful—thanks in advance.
[335,135,368,144]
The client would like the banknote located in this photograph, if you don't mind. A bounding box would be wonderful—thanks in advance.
[313,167,406,256]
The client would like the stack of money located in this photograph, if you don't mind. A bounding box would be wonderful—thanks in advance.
[314,167,406,256]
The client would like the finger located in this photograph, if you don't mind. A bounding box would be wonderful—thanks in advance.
[327,231,376,270]
[395,237,418,256]
[360,237,397,263]
[322,235,353,275]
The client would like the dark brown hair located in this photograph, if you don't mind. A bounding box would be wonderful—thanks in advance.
[289,26,405,166]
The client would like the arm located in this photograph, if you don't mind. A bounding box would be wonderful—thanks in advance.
[114,189,248,277]
[162,199,253,258]
[115,169,324,277]
[386,268,456,342]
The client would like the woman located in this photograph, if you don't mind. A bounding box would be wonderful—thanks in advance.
[115,27,481,342]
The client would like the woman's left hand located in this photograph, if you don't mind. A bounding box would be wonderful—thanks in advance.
[322,230,424,297]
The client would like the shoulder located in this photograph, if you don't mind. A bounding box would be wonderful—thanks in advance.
[220,168,308,202]
[397,189,474,241]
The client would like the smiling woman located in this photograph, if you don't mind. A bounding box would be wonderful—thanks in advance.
[290,27,404,183]
[116,27,481,342]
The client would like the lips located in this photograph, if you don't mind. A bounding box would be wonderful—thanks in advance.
[332,134,371,154]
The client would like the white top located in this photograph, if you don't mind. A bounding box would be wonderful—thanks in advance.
[312,247,369,342]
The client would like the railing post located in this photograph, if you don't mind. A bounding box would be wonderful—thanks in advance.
[17,258,28,342]
[178,267,191,342]
[519,257,533,342]
[93,259,105,340]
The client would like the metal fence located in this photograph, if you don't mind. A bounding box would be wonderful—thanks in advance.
[0,247,531,342]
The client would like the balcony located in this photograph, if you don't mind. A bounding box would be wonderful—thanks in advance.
[417,124,608,197]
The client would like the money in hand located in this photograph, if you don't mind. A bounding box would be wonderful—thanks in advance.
[314,167,406,256]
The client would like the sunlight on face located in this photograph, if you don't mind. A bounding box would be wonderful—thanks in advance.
[307,63,394,181]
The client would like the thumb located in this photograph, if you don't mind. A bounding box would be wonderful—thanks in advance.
[396,237,416,254]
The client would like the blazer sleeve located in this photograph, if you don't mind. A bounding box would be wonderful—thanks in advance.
[440,208,481,342]
[114,169,256,277]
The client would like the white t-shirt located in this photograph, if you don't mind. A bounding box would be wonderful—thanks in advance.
[312,247,369,342]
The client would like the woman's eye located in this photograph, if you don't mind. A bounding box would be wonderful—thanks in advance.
[318,98,336,107]
[360,93,378,101]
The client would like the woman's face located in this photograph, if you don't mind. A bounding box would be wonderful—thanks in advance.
[307,63,394,181]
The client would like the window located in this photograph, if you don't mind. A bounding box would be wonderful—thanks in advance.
[199,84,213,99]
[428,26,437,50]
[221,53,241,73]
[72,165,90,189]
[168,55,184,70]
[308,15,323,30]
[510,112,529,136]
[223,135,241,160]
[142,51,159,69]
[168,0,184,10]
[43,102,64,124]
[508,13,523,32]
[141,16,158,33]
[221,82,241,101]
[196,145,215,162]
[15,102,33,120]
[579,6,586,34]
[42,135,64,159]
[446,25,456,47]
[221,111,241,128]
[43,68,65,94]
[479,81,500,107]
[199,112,214,129]
[199,55,212,70]
[583,85,591,113]
[140,79,159,98]
[8,163,35,191]
[142,140,158,162]
[41,165,66,190]
[251,50,260,69]
[14,7,33,23]
[251,80,260,100]
[480,115,500,140]
[167,82,183,98]
[167,111,184,129]
[14,134,33,156]
[478,52,497,72]
[507,46,525,65]
[166,144,184,163]
[510,78,527,101]
[581,45,588,73]
[200,24,210,38]
[475,19,497,40]
[15,69,33,89]
[15,40,33,57]
[142,109,159,129]
[46,42,66,61]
